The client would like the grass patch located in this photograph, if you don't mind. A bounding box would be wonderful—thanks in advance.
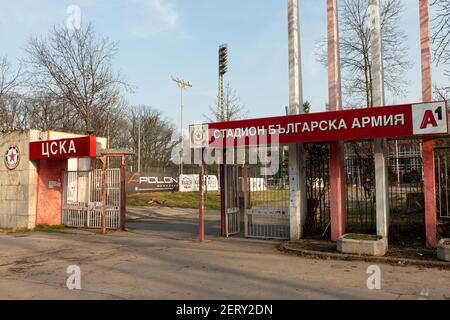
[344,233,382,241]
[0,225,67,234]
[127,190,291,210]
[34,225,66,233]
[127,191,221,210]
[0,227,33,234]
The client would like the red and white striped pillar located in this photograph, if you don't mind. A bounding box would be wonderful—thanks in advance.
[419,0,437,248]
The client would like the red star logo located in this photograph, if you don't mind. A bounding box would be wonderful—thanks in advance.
[8,151,16,162]
[4,146,20,170]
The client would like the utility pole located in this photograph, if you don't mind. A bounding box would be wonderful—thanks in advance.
[171,76,193,176]
[288,0,307,240]
[138,108,141,173]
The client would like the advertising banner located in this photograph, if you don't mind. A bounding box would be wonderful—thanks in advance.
[179,175,219,192]
[127,172,179,193]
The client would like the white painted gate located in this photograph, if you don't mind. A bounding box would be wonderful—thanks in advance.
[62,169,121,229]
[224,165,241,236]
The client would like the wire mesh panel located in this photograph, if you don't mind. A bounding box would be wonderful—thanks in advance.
[388,155,425,244]
[304,144,331,239]
[345,157,376,234]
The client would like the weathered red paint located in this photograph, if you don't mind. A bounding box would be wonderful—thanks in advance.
[35,159,67,226]
[420,0,438,248]
[423,138,437,248]
[330,141,346,240]
[328,0,346,241]
[199,149,205,242]
[30,136,97,160]
[120,160,127,230]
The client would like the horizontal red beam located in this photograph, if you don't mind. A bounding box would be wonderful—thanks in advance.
[190,101,449,148]
[30,136,97,160]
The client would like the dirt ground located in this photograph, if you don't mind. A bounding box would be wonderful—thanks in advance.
[0,207,449,300]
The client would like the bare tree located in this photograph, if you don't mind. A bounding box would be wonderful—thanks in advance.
[432,0,450,69]
[0,57,25,131]
[317,0,412,108]
[24,92,81,131]
[25,23,130,134]
[129,106,178,171]
[205,83,247,122]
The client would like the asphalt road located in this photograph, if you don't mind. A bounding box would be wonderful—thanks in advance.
[0,207,449,300]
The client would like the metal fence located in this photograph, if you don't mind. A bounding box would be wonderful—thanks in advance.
[244,147,290,239]
[62,169,121,230]
[224,165,240,236]
[388,156,425,244]
[436,149,450,219]
[345,157,377,234]
[304,144,331,239]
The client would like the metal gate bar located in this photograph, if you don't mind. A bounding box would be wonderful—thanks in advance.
[244,147,290,240]
[62,169,121,230]
[225,165,240,236]
[436,149,450,219]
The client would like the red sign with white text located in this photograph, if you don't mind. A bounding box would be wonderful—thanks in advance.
[189,102,449,148]
[29,136,97,160]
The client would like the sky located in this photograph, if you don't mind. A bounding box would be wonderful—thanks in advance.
[0,0,448,129]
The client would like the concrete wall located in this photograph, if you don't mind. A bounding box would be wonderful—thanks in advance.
[0,130,40,229]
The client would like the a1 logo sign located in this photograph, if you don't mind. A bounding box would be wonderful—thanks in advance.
[412,102,448,135]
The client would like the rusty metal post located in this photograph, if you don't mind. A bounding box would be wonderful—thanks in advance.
[120,155,127,230]
[199,148,205,242]
[220,150,226,237]
[101,157,107,235]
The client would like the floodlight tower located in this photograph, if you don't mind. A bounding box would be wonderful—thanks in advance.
[171,76,193,176]
[218,44,228,121]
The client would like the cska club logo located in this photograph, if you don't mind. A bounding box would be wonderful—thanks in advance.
[4,145,20,170]
[190,124,209,148]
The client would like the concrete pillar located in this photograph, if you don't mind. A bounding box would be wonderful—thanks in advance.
[370,0,390,238]
[288,0,307,240]
[327,0,347,241]
[419,0,437,248]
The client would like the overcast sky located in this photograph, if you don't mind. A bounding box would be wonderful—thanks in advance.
[0,0,448,128]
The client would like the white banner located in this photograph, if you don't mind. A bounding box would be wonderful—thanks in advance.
[179,175,219,192]
[249,178,267,191]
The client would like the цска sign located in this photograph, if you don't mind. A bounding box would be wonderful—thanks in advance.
[29,136,97,160]
[190,102,449,148]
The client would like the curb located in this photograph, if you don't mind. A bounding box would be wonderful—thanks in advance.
[280,242,450,270]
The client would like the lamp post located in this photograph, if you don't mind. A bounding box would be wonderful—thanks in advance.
[171,76,193,176]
